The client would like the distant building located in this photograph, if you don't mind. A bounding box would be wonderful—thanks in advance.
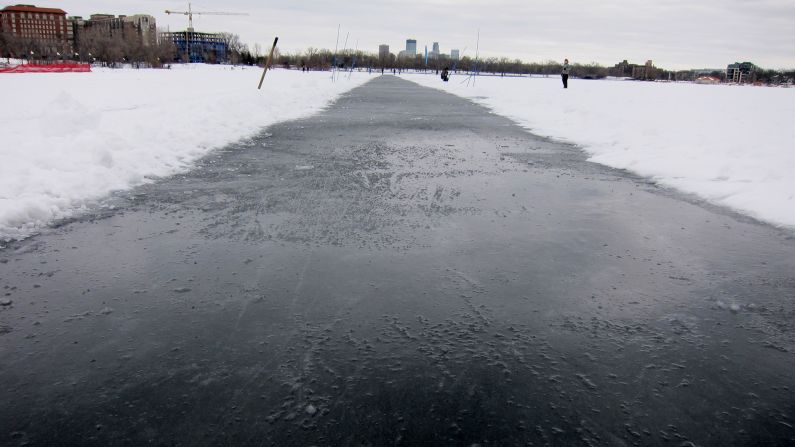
[726,62,756,83]
[451,49,459,61]
[161,30,227,63]
[430,41,439,59]
[65,13,156,61]
[695,76,721,85]
[65,16,83,51]
[611,59,659,80]
[89,13,113,21]
[405,39,416,54]
[378,44,389,61]
[0,4,70,56]
[397,39,417,60]
[610,60,632,77]
[631,60,657,80]
[73,13,156,49]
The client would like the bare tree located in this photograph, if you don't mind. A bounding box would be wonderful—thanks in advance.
[218,32,242,64]
[0,32,45,61]
[0,32,10,59]
[151,39,177,66]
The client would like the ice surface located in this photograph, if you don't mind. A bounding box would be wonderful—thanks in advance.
[403,73,795,230]
[0,65,371,241]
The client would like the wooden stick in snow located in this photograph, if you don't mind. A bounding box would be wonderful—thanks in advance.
[258,37,279,90]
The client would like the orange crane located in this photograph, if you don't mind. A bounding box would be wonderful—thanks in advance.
[165,3,248,32]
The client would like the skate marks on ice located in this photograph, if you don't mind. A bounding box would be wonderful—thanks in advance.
[1,76,794,446]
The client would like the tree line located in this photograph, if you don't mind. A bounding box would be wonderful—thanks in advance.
[265,48,794,84]
[270,49,619,77]
[3,30,792,84]
[75,27,176,67]
[0,27,175,67]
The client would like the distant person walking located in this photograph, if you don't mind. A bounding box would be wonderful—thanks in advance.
[561,58,570,89]
[441,67,449,82]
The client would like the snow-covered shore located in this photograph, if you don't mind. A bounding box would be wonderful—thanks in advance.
[3,68,793,241]
[404,73,795,230]
[0,65,371,241]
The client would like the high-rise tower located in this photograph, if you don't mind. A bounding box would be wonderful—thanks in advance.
[406,39,417,54]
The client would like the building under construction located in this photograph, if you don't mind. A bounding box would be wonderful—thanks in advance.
[161,30,227,63]
[161,4,246,64]
[726,62,757,84]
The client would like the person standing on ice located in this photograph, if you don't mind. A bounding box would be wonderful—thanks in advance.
[561,58,570,88]
[441,67,449,82]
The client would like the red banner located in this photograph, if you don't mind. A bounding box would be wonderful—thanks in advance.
[0,63,92,73]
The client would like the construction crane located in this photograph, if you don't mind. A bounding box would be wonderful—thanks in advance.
[164,3,248,63]
[165,3,248,32]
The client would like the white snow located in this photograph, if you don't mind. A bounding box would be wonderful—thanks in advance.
[0,65,371,241]
[3,68,794,240]
[403,73,795,230]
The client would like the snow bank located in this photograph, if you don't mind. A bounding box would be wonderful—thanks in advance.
[0,65,371,241]
[403,73,795,229]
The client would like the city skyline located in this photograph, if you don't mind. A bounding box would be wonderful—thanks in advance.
[48,0,795,69]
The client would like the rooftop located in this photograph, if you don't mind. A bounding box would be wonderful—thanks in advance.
[1,4,67,14]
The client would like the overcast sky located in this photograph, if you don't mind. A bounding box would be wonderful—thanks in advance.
[48,0,795,69]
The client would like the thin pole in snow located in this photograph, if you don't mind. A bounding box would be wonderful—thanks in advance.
[332,24,340,82]
[342,32,350,59]
[472,28,480,87]
[348,39,358,79]
[462,30,480,87]
[336,31,349,81]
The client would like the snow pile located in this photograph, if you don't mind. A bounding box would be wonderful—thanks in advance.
[403,73,795,229]
[0,65,371,240]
